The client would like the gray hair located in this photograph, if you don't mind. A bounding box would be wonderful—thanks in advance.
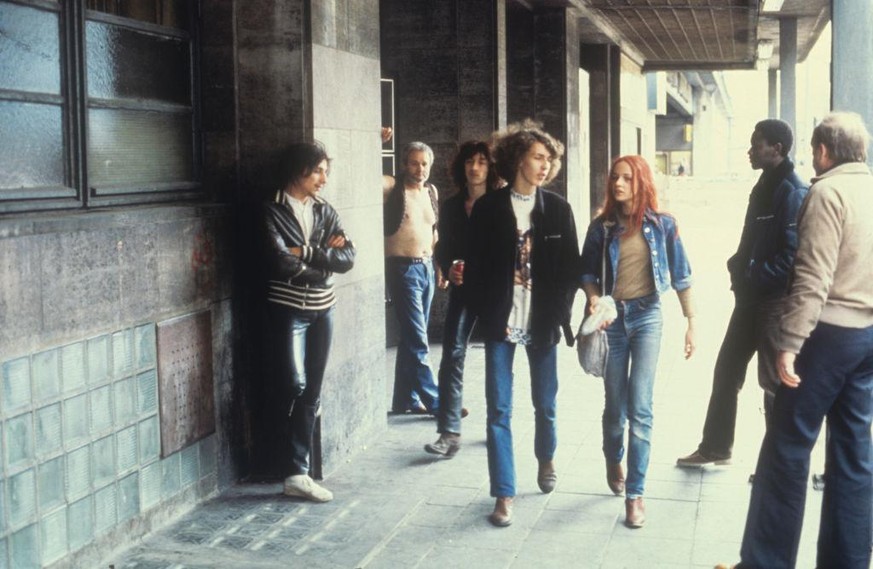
[401,141,434,166]
[811,112,870,165]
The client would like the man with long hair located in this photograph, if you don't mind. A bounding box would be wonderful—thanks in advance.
[262,141,356,502]
[465,120,580,526]
[425,140,498,457]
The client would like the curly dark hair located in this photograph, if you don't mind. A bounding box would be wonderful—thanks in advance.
[282,141,331,187]
[449,140,499,197]
[492,119,564,187]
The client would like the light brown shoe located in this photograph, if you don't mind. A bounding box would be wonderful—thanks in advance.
[713,565,736,569]
[537,460,557,493]
[625,497,645,528]
[607,462,625,495]
[489,497,513,527]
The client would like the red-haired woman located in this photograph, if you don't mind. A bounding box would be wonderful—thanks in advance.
[579,155,696,528]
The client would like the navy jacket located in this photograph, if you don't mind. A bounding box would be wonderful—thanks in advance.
[728,159,808,300]
[465,186,580,346]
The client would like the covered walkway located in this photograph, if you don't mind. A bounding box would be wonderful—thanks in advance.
[110,178,825,568]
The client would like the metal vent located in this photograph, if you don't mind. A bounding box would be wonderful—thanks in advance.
[156,310,215,457]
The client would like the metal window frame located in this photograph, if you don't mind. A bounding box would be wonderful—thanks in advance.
[0,0,203,215]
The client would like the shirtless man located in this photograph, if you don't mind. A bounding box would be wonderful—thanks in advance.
[384,142,441,414]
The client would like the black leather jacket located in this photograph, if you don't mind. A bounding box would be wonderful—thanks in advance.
[262,192,355,291]
[465,186,580,346]
[728,159,808,300]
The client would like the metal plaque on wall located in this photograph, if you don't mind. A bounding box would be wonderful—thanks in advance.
[156,310,216,457]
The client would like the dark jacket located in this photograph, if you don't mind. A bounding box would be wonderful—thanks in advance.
[263,191,355,309]
[728,158,808,300]
[465,186,580,346]
[433,192,469,275]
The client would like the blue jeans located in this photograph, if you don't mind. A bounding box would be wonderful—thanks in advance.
[739,322,873,569]
[270,304,334,475]
[387,258,439,413]
[485,340,558,498]
[602,293,663,499]
[437,286,476,434]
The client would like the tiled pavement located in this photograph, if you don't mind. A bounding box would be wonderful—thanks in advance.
[112,179,827,568]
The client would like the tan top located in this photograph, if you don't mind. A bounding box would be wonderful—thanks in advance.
[779,162,873,353]
[582,221,695,318]
[384,185,438,258]
[613,228,656,301]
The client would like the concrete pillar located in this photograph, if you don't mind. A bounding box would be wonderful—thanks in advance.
[768,68,778,119]
[235,0,307,198]
[506,1,535,122]
[581,44,620,218]
[531,8,581,201]
[779,18,797,157]
[380,0,503,191]
[832,0,873,162]
[495,0,507,129]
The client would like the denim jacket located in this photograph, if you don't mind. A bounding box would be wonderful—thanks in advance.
[580,209,692,296]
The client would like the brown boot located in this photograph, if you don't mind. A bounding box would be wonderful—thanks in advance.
[606,462,625,495]
[489,497,513,527]
[625,497,645,528]
[537,460,557,493]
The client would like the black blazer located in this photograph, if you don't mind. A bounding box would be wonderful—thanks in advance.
[465,186,580,346]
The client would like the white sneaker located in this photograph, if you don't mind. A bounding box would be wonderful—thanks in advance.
[283,474,334,502]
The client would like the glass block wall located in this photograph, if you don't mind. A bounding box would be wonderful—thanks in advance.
[0,324,218,568]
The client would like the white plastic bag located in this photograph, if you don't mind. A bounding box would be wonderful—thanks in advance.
[575,296,617,377]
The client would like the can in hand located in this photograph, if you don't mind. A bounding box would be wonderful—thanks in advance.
[450,259,465,286]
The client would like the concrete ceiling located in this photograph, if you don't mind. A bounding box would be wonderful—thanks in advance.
[545,0,831,71]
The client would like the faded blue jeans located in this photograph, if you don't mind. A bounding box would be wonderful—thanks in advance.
[436,286,476,435]
[485,340,559,498]
[387,258,439,413]
[602,293,663,499]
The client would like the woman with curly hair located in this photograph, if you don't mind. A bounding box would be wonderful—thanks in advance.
[579,155,695,528]
[465,121,581,527]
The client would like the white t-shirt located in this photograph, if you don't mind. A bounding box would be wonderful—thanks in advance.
[286,193,314,244]
[507,190,535,344]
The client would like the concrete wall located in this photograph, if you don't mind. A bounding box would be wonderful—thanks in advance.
[380,0,502,191]
[0,0,388,566]
[0,0,244,563]
[656,116,693,152]
[309,0,387,475]
[692,89,734,177]
[619,56,655,159]
[0,207,235,569]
